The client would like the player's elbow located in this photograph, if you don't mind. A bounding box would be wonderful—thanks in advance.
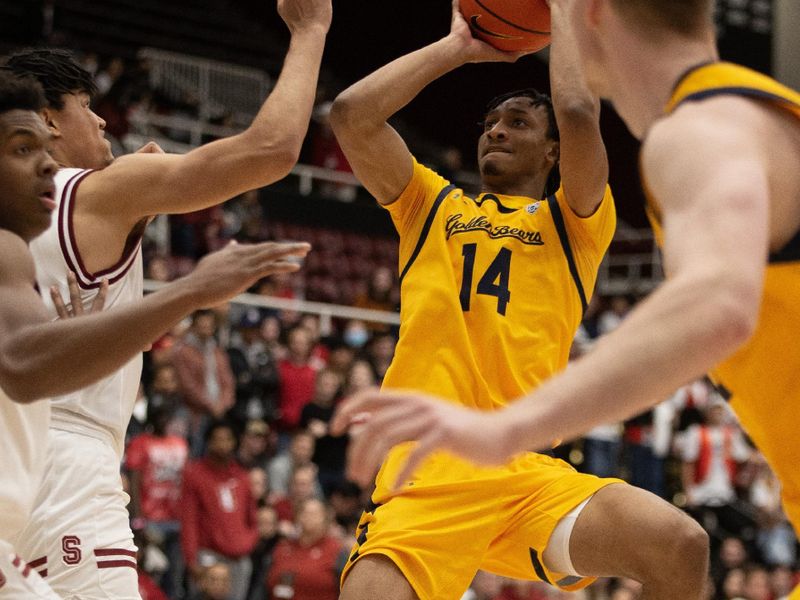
[703,277,760,352]
[330,92,364,136]
[555,97,598,124]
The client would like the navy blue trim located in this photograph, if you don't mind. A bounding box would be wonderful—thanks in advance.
[769,227,800,264]
[399,184,456,285]
[675,87,799,111]
[670,61,718,95]
[703,375,732,402]
[529,548,552,585]
[557,575,583,588]
[473,193,518,214]
[546,195,588,315]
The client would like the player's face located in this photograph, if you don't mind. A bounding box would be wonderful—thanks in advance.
[478,99,558,191]
[0,110,58,242]
[48,92,113,170]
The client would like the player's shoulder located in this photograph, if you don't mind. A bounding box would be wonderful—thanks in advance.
[643,102,757,172]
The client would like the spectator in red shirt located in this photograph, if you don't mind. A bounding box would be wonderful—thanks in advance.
[126,402,189,598]
[272,463,322,538]
[181,421,258,600]
[173,310,235,456]
[267,498,344,600]
[276,326,318,437]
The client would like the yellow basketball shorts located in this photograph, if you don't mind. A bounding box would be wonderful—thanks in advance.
[341,448,624,599]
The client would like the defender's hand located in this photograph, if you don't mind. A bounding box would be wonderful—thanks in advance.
[277,0,332,34]
[186,240,311,308]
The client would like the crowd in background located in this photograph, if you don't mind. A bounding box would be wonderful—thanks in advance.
[52,51,800,600]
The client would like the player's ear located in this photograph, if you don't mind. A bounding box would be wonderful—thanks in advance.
[546,140,560,166]
[40,107,61,139]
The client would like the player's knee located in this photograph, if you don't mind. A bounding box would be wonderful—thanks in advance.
[657,513,709,582]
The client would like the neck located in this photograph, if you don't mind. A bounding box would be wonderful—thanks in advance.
[603,30,718,138]
[480,175,548,200]
[208,455,230,467]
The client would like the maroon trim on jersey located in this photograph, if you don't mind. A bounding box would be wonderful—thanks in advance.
[21,563,31,578]
[57,170,95,290]
[27,557,46,570]
[94,549,136,558]
[59,169,143,290]
[11,556,20,569]
[96,560,137,570]
[38,569,48,578]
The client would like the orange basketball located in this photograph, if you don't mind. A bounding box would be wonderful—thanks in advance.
[459,0,551,52]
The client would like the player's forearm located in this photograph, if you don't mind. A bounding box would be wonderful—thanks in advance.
[332,36,467,128]
[548,0,597,116]
[501,272,757,454]
[0,279,202,402]
[244,26,328,167]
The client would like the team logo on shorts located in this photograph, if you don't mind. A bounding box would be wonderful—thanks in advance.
[525,202,540,215]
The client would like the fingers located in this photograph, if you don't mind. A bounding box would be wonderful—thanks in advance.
[90,279,109,313]
[50,285,69,319]
[331,387,387,435]
[66,271,83,316]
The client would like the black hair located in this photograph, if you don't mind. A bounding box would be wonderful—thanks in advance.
[485,88,559,142]
[3,48,97,111]
[484,88,561,197]
[0,70,46,115]
[204,419,236,443]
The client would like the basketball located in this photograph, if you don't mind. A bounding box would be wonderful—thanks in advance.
[459,0,551,52]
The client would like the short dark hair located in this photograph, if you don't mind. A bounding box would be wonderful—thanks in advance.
[0,70,46,115]
[3,48,97,110]
[485,88,559,142]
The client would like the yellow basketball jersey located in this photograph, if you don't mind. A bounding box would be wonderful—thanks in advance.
[646,62,800,522]
[383,158,615,410]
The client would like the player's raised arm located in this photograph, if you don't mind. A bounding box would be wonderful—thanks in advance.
[547,0,608,216]
[0,237,310,403]
[75,0,331,231]
[330,0,526,205]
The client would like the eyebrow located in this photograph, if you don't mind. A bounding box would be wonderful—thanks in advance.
[7,127,52,141]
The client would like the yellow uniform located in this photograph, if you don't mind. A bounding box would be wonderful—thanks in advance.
[342,159,621,598]
[647,62,800,533]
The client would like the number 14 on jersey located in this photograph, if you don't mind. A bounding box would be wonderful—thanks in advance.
[459,244,512,316]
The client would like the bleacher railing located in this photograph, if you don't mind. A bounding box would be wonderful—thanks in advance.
[143,280,401,335]
[138,47,271,143]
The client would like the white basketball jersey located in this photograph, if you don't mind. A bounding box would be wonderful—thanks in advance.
[29,168,144,458]
[0,386,49,540]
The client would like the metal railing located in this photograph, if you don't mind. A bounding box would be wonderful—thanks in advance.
[142,279,401,335]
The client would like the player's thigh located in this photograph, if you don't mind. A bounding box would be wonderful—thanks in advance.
[340,555,418,600]
[568,483,708,580]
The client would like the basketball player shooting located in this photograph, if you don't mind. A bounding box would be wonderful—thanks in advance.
[336,0,800,596]
[0,71,308,599]
[330,1,708,598]
[1,0,330,596]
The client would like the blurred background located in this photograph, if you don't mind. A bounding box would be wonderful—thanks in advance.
[1,1,797,599]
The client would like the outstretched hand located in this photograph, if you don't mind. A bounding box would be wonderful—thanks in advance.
[188,240,311,308]
[331,388,520,490]
[448,0,532,64]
